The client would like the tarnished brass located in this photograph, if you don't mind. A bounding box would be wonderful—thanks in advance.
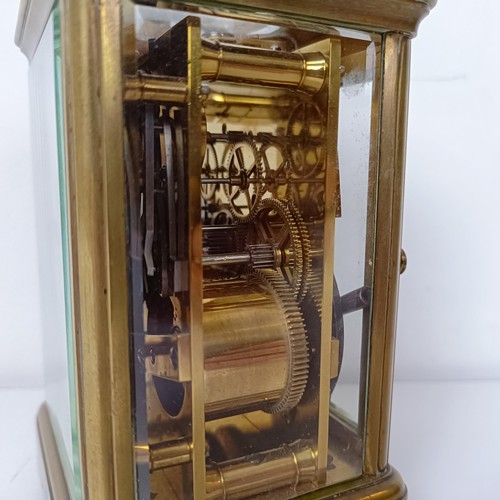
[364,33,411,475]
[57,0,134,498]
[205,441,317,499]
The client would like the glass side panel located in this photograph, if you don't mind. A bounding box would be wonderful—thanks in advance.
[29,7,82,498]
[123,5,380,498]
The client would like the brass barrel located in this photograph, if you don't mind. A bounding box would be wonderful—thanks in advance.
[159,273,308,420]
[206,440,317,500]
[202,283,290,418]
[201,40,327,94]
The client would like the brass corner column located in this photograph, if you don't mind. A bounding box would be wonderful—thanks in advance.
[364,32,411,476]
[59,0,134,498]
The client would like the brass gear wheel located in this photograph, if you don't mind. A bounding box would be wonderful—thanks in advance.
[201,142,221,202]
[223,139,263,222]
[287,202,311,301]
[253,269,309,413]
[286,101,325,178]
[248,198,310,301]
[260,142,289,199]
[307,271,344,392]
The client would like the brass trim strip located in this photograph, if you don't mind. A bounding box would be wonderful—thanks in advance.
[59,0,134,498]
[37,404,71,500]
[185,17,207,500]
[317,38,341,481]
[363,33,410,475]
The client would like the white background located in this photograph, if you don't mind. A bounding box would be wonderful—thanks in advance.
[1,0,499,498]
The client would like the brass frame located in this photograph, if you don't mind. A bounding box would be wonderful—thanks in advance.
[57,1,134,498]
[18,1,434,499]
[365,34,411,475]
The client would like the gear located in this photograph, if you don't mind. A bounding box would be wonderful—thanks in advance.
[307,271,345,393]
[223,139,263,222]
[201,142,221,202]
[286,202,311,301]
[248,198,310,300]
[253,269,309,413]
[247,243,275,269]
[286,101,324,178]
[288,181,325,222]
[260,142,289,199]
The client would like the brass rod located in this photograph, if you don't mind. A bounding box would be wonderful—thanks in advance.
[203,252,251,266]
[202,225,236,232]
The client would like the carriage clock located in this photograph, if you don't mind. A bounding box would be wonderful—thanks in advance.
[16,0,434,498]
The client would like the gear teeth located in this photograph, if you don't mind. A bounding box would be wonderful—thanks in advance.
[223,138,263,222]
[250,198,312,301]
[254,269,310,414]
[308,272,324,320]
[247,243,275,269]
[249,198,307,301]
[287,202,312,301]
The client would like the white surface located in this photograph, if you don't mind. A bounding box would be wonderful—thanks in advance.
[0,0,44,388]
[3,382,500,499]
[0,388,46,500]
[396,0,500,380]
[390,381,500,499]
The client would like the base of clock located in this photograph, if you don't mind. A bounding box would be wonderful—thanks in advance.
[37,402,406,500]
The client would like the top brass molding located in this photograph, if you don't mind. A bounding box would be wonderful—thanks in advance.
[143,0,436,37]
[16,0,435,60]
